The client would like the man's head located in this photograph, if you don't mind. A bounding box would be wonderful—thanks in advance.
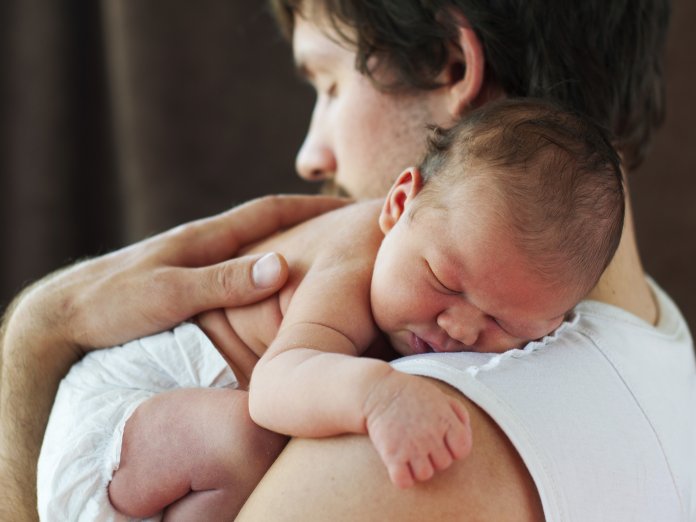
[370,99,624,355]
[271,0,670,197]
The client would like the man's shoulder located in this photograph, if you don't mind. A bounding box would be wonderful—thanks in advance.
[392,296,694,521]
[237,379,545,521]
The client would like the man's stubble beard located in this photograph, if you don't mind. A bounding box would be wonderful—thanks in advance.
[320,174,398,199]
[320,179,352,198]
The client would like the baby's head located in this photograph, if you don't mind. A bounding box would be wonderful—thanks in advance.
[371,98,624,355]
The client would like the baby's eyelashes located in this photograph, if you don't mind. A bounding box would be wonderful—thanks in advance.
[425,259,460,295]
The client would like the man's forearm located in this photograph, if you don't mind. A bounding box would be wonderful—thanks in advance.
[0,195,345,521]
[0,280,82,522]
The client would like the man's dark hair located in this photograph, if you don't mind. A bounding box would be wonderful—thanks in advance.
[418,98,625,296]
[270,0,671,170]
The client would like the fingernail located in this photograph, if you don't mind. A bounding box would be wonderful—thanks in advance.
[252,253,281,288]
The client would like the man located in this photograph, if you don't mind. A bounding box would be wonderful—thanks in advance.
[1,0,693,520]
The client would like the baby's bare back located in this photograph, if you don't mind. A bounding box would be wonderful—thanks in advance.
[198,199,384,386]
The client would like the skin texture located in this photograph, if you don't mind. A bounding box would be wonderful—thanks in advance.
[237,380,545,522]
[111,151,588,516]
[291,12,656,327]
[0,3,660,520]
[109,388,288,520]
[235,10,657,520]
[292,15,453,198]
[373,168,571,355]
[110,199,474,517]
[108,144,594,515]
[0,195,346,521]
[247,201,473,489]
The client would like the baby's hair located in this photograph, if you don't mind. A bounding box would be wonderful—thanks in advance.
[417,98,625,297]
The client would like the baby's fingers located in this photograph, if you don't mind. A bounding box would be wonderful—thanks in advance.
[409,454,435,483]
[445,401,473,460]
[429,444,454,472]
[388,462,415,489]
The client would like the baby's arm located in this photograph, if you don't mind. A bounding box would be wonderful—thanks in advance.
[248,258,472,488]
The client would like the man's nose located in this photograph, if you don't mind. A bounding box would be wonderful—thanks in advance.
[295,117,336,182]
[437,305,484,347]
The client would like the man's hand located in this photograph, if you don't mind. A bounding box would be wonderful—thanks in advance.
[0,194,346,521]
[364,371,473,489]
[19,194,348,351]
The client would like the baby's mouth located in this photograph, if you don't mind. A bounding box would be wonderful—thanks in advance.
[409,333,435,354]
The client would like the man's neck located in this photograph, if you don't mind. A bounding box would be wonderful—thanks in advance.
[586,188,658,325]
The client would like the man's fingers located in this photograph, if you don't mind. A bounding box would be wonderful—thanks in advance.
[173,195,349,266]
[251,252,290,288]
[187,253,289,311]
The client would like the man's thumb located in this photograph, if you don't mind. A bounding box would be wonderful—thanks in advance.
[251,253,286,289]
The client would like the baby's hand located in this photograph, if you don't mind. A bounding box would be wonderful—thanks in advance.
[364,372,472,488]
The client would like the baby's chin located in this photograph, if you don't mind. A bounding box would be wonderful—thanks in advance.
[387,332,415,357]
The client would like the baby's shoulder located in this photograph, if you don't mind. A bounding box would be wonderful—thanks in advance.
[312,201,383,268]
[273,200,383,311]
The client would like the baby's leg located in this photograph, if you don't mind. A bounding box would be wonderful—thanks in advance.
[108,387,287,520]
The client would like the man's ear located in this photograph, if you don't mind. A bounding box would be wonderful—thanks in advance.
[379,168,424,234]
[442,13,486,118]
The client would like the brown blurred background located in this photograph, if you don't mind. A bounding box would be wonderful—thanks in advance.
[1,0,694,329]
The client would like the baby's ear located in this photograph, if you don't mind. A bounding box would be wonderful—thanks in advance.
[379,168,423,233]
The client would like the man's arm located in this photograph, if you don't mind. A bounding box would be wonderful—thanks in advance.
[0,194,346,522]
[238,378,545,521]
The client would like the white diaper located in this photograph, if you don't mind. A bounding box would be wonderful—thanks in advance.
[37,323,238,522]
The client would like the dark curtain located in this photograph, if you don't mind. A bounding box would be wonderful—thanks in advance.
[631,0,696,328]
[2,0,695,328]
[0,0,313,310]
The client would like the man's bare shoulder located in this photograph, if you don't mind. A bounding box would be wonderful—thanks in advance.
[238,376,545,521]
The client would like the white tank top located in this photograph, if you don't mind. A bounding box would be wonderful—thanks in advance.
[392,278,695,521]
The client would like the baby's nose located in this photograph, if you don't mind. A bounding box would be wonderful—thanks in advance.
[437,310,481,347]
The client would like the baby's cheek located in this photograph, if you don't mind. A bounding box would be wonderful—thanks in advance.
[479,327,524,354]
[370,282,396,329]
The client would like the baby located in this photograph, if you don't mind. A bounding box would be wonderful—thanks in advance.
[38,99,624,520]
